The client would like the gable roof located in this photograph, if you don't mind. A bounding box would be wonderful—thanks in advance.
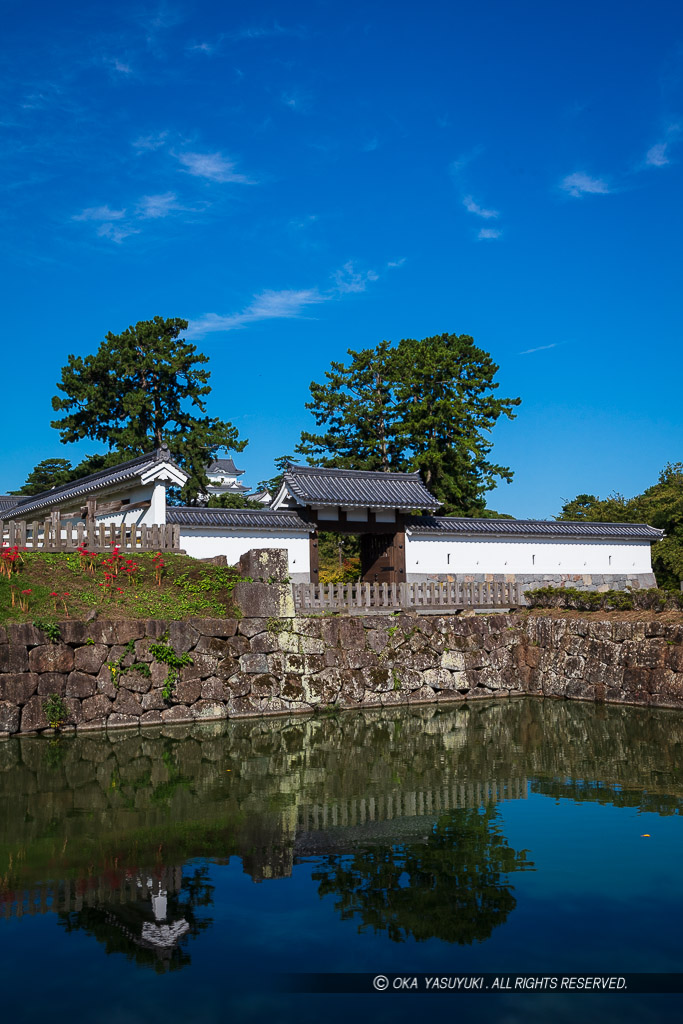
[167,507,313,532]
[0,495,24,514]
[2,445,188,520]
[405,515,663,542]
[274,464,439,511]
[206,458,244,477]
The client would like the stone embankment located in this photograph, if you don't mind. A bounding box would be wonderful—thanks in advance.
[1,612,683,736]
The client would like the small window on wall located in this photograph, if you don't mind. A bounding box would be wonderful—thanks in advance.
[609,555,612,566]
[532,554,535,566]
[447,553,451,565]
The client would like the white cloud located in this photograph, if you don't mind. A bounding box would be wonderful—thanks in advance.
[387,257,406,268]
[112,59,132,75]
[132,131,169,151]
[188,289,325,337]
[176,151,253,183]
[96,223,139,244]
[519,343,558,355]
[559,172,610,197]
[645,142,669,167]
[73,205,126,221]
[136,192,183,218]
[478,228,501,240]
[463,195,499,219]
[332,261,379,294]
[188,260,385,338]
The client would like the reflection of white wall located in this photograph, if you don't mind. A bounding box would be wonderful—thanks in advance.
[179,529,311,579]
[405,535,654,575]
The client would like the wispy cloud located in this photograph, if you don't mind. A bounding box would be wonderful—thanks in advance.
[176,151,254,183]
[332,261,379,294]
[478,228,501,240]
[73,205,126,221]
[188,289,325,337]
[96,223,139,244]
[645,142,669,166]
[135,192,184,218]
[109,58,133,75]
[281,90,311,113]
[363,137,379,152]
[387,257,406,268]
[132,131,169,151]
[559,172,610,197]
[463,195,499,219]
[188,40,221,55]
[519,343,559,355]
[189,259,387,338]
[449,147,484,176]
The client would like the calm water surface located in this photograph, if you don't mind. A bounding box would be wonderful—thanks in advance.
[0,698,681,1023]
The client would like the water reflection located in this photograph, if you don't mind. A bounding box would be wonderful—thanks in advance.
[1,698,682,965]
[314,806,533,944]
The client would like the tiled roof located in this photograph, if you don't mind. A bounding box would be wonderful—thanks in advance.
[206,458,243,476]
[405,516,663,541]
[167,507,314,531]
[281,464,439,510]
[0,495,24,513]
[2,446,184,520]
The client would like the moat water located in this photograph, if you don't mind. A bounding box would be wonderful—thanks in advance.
[0,698,682,1023]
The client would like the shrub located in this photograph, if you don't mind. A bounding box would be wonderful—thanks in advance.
[525,585,683,613]
[43,693,68,729]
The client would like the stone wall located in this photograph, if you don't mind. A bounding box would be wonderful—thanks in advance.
[406,571,657,592]
[1,612,682,736]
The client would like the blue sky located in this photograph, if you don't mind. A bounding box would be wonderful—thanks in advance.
[2,0,682,516]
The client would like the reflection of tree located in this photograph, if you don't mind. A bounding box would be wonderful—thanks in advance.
[313,807,533,944]
[56,866,214,973]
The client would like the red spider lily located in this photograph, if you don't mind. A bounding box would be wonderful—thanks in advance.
[19,589,31,612]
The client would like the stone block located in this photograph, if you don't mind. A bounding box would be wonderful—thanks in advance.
[227,695,265,717]
[0,672,39,703]
[237,617,269,638]
[29,644,74,673]
[37,672,68,696]
[6,623,43,646]
[249,633,280,654]
[237,548,290,583]
[190,617,238,637]
[123,668,153,694]
[440,649,466,671]
[66,671,97,698]
[141,689,167,711]
[73,643,108,673]
[0,644,29,673]
[251,673,279,697]
[161,705,193,724]
[21,696,49,732]
[281,675,304,701]
[172,679,202,704]
[112,691,143,716]
[107,714,140,729]
[239,652,269,674]
[140,711,163,726]
[191,700,227,721]
[423,668,453,690]
[0,701,20,734]
[168,620,200,653]
[200,677,231,701]
[82,694,112,722]
[408,685,437,704]
[194,636,233,657]
[232,582,295,619]
[226,673,251,697]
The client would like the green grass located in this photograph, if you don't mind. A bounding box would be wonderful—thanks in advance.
[0,550,244,623]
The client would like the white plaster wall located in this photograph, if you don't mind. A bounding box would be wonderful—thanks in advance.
[405,535,654,575]
[178,529,311,578]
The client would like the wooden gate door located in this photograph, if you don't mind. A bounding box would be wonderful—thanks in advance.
[361,533,397,583]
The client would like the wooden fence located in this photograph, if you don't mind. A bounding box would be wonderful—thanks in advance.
[293,579,525,613]
[1,517,181,552]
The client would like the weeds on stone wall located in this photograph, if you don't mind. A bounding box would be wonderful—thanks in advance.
[148,634,193,701]
[526,586,683,612]
[42,693,68,729]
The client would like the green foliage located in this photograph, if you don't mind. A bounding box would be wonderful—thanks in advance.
[148,635,193,700]
[108,640,152,687]
[295,333,521,516]
[205,493,263,509]
[257,455,296,496]
[525,585,683,612]
[42,693,69,729]
[266,617,290,634]
[313,806,533,944]
[33,619,62,643]
[12,458,74,495]
[50,316,245,503]
[557,464,683,589]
